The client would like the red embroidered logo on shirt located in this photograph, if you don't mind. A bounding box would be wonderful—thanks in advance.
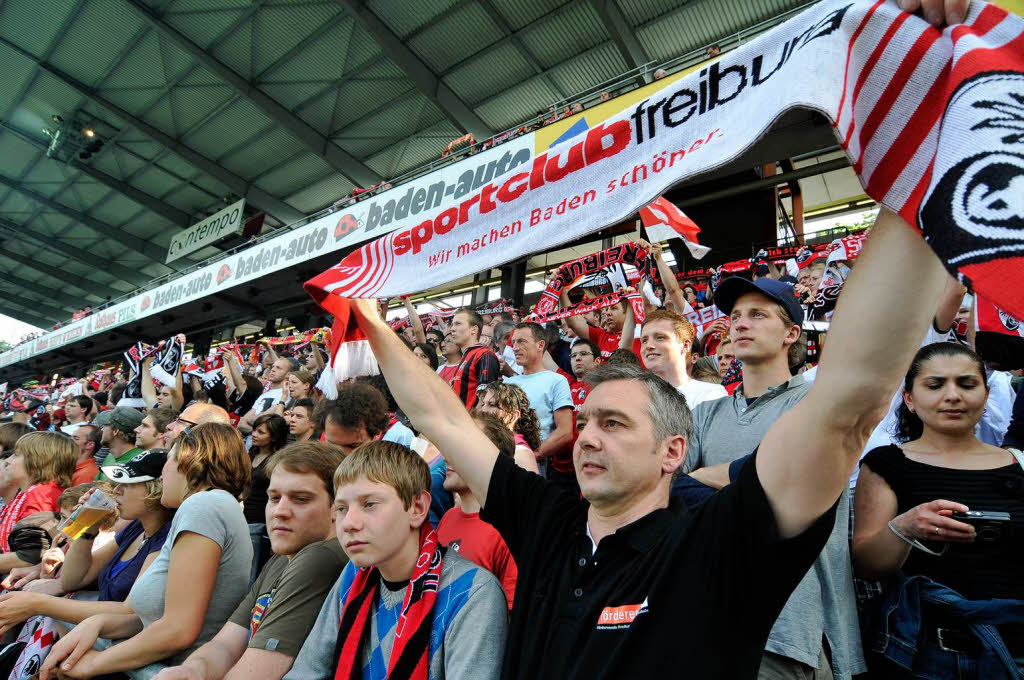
[595,597,648,630]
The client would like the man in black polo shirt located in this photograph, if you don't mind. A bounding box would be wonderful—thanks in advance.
[346,203,954,677]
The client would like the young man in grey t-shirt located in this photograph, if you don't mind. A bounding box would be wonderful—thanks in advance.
[152,442,347,680]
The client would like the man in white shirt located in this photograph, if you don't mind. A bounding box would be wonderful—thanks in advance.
[640,309,726,409]
[505,323,573,472]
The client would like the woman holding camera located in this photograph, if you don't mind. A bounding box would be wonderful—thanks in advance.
[852,342,1024,678]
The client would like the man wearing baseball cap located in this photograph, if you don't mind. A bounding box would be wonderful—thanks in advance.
[676,276,864,679]
[95,407,146,482]
[100,447,168,485]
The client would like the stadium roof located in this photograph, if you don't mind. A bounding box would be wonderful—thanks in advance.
[0,0,815,329]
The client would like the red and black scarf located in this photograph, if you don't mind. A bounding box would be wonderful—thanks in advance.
[333,524,443,680]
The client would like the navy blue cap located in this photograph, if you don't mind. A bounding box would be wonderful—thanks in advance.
[713,276,805,327]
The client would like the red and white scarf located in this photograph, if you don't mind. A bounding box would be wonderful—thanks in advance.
[974,294,1024,368]
[307,1,1024,373]
[532,242,655,323]
[0,485,37,552]
[332,524,442,680]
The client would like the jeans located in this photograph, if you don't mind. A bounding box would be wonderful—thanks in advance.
[248,522,270,587]
[758,649,833,680]
[867,572,1024,679]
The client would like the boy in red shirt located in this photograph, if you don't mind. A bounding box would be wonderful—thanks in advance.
[438,413,518,608]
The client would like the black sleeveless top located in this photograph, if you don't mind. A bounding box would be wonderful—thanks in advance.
[861,444,1024,600]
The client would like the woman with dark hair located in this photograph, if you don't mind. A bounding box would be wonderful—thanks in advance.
[852,342,1024,677]
[477,383,540,474]
[227,374,263,423]
[412,342,439,371]
[243,413,288,524]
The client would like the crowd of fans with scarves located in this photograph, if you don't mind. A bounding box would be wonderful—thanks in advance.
[0,2,1022,677]
[0,206,1019,679]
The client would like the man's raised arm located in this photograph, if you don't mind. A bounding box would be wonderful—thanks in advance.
[559,290,591,340]
[350,299,499,505]
[757,209,949,538]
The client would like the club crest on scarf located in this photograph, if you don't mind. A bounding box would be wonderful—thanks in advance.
[399,534,442,639]
[921,70,1024,309]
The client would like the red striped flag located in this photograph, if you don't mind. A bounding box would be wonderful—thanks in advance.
[639,197,710,259]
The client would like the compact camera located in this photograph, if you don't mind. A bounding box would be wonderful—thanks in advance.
[952,510,1012,543]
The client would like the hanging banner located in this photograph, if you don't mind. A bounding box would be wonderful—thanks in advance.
[167,199,246,263]
[308,1,1024,323]
[0,133,536,369]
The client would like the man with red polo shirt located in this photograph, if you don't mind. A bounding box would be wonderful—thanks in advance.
[439,413,519,609]
[561,295,631,360]
[449,309,500,409]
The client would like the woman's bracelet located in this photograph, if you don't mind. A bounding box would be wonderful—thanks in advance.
[887,520,947,557]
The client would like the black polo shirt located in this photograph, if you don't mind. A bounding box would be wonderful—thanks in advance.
[480,452,837,679]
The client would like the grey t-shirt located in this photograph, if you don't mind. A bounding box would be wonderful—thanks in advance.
[128,489,252,664]
[682,375,865,678]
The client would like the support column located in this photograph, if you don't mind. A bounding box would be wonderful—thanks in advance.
[470,271,490,307]
[500,258,528,308]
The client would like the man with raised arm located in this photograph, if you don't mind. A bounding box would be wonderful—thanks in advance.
[344,11,966,679]
[350,197,950,678]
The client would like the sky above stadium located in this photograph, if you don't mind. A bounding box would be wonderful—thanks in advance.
[0,314,40,344]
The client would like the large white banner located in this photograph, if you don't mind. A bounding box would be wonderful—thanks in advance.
[308,0,1024,325]
[0,133,534,369]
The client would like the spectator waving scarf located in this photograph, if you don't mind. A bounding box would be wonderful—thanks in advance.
[149,335,184,387]
[531,242,656,323]
[118,342,161,408]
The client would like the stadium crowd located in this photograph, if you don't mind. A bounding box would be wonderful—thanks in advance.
[0,3,1022,680]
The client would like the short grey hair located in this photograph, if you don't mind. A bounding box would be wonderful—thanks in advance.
[493,321,516,343]
[585,364,694,445]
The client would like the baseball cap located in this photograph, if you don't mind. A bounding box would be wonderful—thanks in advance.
[713,276,805,327]
[101,448,168,484]
[94,406,144,432]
